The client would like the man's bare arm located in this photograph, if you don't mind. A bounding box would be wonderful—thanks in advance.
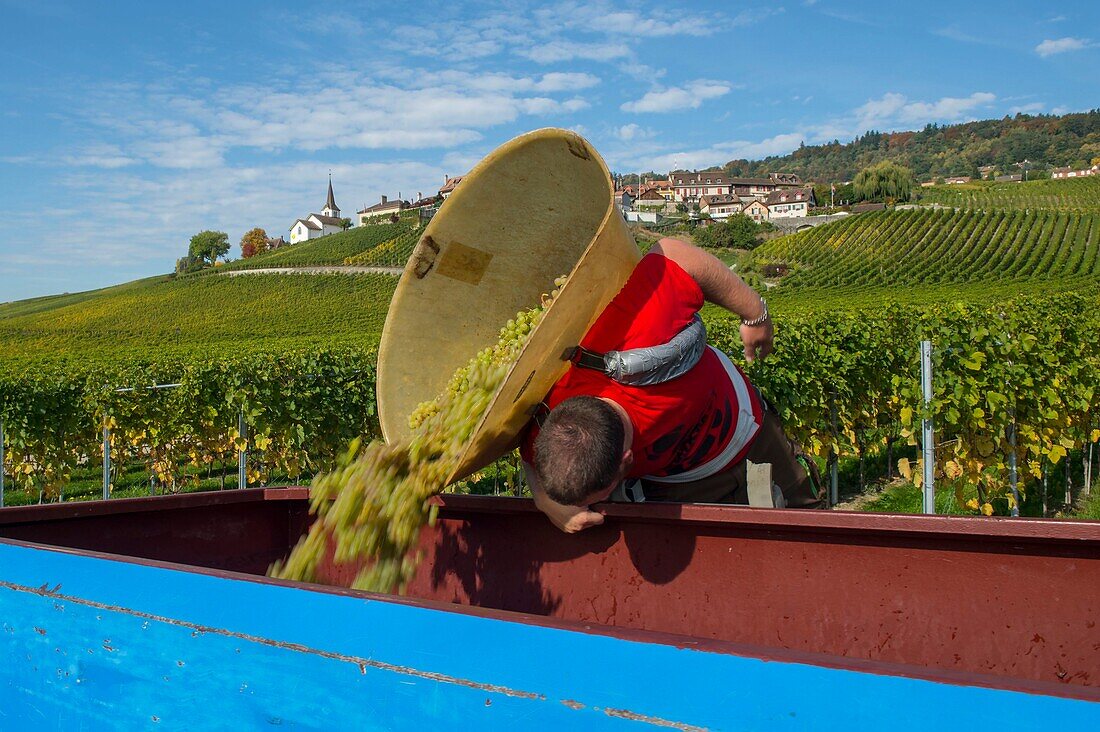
[650,237,773,361]
[523,461,605,534]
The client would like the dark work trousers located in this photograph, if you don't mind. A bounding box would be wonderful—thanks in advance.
[638,407,827,509]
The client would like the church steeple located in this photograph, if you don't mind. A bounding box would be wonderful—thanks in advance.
[322,175,340,217]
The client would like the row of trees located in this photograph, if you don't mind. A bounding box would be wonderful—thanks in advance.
[175,228,275,274]
[722,110,1100,183]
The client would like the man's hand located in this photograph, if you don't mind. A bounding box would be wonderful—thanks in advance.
[741,319,774,362]
[536,493,605,533]
[525,460,606,533]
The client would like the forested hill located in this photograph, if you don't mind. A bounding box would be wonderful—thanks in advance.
[722,110,1100,183]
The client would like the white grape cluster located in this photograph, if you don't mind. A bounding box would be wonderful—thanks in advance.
[270,274,568,592]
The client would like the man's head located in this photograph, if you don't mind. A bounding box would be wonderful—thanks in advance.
[533,396,631,506]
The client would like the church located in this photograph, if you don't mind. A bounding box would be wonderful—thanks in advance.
[290,178,345,244]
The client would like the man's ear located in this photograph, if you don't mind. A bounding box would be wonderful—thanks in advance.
[619,448,634,477]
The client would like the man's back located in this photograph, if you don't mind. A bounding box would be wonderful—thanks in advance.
[522,253,761,478]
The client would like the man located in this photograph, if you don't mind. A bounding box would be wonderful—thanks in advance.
[521,237,825,533]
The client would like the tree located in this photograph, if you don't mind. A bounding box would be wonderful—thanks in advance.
[694,214,761,249]
[240,227,268,259]
[853,161,916,204]
[340,217,353,230]
[175,255,203,275]
[189,230,230,267]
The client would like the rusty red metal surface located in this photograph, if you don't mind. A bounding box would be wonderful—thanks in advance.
[2,488,1098,694]
[0,491,296,574]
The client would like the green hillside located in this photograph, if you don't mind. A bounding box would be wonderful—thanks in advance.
[4,191,1100,518]
[344,227,421,267]
[720,109,1100,182]
[0,273,397,369]
[214,221,414,272]
[748,207,1100,309]
[917,176,1100,212]
[0,276,168,315]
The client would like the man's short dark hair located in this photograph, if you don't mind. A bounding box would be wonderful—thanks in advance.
[533,396,625,506]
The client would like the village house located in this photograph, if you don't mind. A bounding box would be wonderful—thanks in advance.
[764,188,815,218]
[741,199,770,223]
[289,178,345,244]
[699,194,743,220]
[614,189,635,213]
[944,176,971,185]
[1052,164,1099,179]
[623,178,675,201]
[670,170,735,201]
[633,187,667,209]
[769,173,803,187]
[673,171,806,201]
[357,195,408,225]
[439,175,464,199]
[652,179,675,201]
[407,192,438,209]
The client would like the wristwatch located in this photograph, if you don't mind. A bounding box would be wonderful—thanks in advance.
[741,298,769,327]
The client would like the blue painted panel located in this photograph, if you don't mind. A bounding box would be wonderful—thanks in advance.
[0,542,1096,730]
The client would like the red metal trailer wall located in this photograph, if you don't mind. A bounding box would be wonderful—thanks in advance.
[323,494,1100,690]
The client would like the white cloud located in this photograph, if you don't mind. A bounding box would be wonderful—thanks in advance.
[1035,37,1092,57]
[617,124,641,141]
[561,7,714,37]
[621,80,732,113]
[380,2,731,67]
[53,66,597,172]
[1009,102,1045,114]
[63,143,137,169]
[617,90,1002,173]
[854,91,996,129]
[933,25,1004,48]
[532,72,601,92]
[522,40,632,64]
[516,96,590,115]
[26,159,447,277]
[619,132,805,172]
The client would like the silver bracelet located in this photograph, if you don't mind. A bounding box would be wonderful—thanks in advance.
[741,298,769,327]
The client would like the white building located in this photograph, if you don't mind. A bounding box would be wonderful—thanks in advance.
[670,170,734,202]
[290,179,345,244]
[357,195,408,225]
[671,170,805,204]
[1052,164,1099,179]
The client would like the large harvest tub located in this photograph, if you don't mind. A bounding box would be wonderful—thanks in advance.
[1,488,1097,728]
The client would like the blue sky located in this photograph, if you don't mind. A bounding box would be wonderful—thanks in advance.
[1,0,1097,302]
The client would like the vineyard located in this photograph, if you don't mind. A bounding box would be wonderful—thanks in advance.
[0,273,398,366]
[213,221,414,272]
[751,208,1100,292]
[3,183,1100,517]
[916,176,1100,212]
[343,227,422,268]
[2,290,1096,516]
